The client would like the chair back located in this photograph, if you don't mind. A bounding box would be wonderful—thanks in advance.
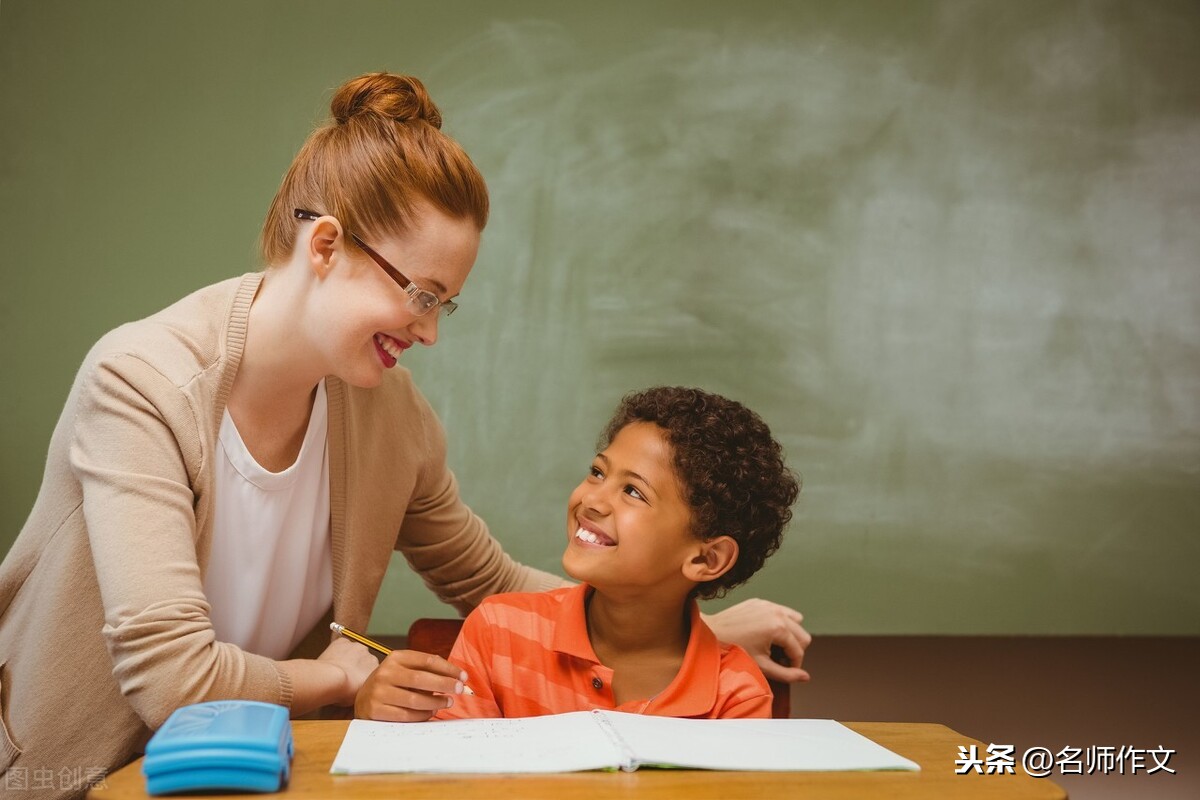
[405,617,791,719]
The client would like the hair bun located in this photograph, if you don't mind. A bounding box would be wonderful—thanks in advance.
[331,72,443,129]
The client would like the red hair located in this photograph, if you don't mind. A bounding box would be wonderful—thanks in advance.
[260,73,488,265]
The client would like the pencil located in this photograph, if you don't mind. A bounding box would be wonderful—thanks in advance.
[330,622,474,695]
[330,621,392,655]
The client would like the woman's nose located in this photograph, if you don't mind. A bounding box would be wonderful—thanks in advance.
[409,310,440,347]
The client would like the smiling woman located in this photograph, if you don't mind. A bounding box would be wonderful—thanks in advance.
[0,72,809,795]
[0,72,526,793]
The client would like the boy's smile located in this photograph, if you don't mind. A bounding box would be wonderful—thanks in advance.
[562,422,698,592]
[573,518,615,547]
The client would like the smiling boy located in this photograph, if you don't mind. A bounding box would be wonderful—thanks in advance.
[424,386,801,720]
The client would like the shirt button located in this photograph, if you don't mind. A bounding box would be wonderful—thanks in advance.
[592,677,603,690]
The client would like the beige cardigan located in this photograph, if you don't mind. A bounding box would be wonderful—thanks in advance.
[0,273,561,795]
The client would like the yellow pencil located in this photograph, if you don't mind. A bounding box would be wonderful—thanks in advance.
[330,622,474,695]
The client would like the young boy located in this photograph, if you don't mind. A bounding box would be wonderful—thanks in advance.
[433,386,800,720]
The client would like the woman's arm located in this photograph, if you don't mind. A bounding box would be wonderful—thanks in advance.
[281,637,381,716]
[704,599,812,682]
[71,354,296,726]
[390,391,566,613]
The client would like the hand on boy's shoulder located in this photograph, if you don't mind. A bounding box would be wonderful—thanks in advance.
[703,598,812,683]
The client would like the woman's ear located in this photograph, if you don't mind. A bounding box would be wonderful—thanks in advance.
[305,216,344,279]
[683,536,738,584]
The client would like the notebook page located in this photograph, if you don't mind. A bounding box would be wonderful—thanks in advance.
[330,712,621,774]
[599,713,921,772]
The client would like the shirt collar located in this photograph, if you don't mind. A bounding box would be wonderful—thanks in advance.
[551,583,722,717]
[642,597,720,717]
[551,583,602,662]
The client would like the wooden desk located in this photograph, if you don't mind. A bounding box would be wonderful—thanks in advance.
[91,720,1066,799]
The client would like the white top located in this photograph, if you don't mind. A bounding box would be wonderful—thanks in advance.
[204,380,334,660]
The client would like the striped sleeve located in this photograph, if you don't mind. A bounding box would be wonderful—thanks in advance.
[713,644,773,719]
[433,603,502,720]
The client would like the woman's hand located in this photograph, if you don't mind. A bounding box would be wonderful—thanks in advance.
[354,650,470,722]
[319,637,382,706]
[281,637,383,716]
[704,598,812,682]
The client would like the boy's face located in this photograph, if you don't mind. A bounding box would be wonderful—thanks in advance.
[562,422,700,594]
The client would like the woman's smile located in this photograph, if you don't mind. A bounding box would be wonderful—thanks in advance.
[373,333,410,368]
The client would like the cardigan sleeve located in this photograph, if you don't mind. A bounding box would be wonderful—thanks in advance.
[69,353,292,728]
[391,390,567,615]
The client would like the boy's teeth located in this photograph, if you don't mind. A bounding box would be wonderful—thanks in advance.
[575,527,614,546]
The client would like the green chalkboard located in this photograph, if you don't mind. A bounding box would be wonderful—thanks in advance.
[2,0,1197,634]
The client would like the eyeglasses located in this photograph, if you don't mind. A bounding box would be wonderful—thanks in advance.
[293,209,457,317]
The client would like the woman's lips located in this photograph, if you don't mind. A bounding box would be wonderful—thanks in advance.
[374,333,409,368]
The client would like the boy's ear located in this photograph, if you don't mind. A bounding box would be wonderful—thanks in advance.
[683,536,738,584]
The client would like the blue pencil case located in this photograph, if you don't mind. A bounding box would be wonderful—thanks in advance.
[142,700,293,795]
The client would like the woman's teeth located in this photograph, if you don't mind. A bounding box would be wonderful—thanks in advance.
[575,527,615,546]
[375,334,405,359]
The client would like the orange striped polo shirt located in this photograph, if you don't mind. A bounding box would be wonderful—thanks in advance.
[434,584,772,720]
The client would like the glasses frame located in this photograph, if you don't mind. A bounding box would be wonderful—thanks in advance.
[293,209,456,317]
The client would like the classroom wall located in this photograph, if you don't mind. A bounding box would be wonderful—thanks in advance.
[1,0,1197,635]
[793,635,1200,800]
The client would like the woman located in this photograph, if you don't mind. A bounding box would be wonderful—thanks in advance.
[0,73,809,792]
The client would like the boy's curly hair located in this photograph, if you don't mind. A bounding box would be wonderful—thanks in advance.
[598,386,800,600]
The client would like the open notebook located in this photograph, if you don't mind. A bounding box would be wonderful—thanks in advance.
[330,710,920,774]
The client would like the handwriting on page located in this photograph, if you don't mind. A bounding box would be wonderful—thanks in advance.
[331,714,618,774]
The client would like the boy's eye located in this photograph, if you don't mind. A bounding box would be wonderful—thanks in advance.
[624,485,645,501]
[589,466,604,479]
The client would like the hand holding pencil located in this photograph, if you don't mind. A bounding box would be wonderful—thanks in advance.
[332,622,475,722]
